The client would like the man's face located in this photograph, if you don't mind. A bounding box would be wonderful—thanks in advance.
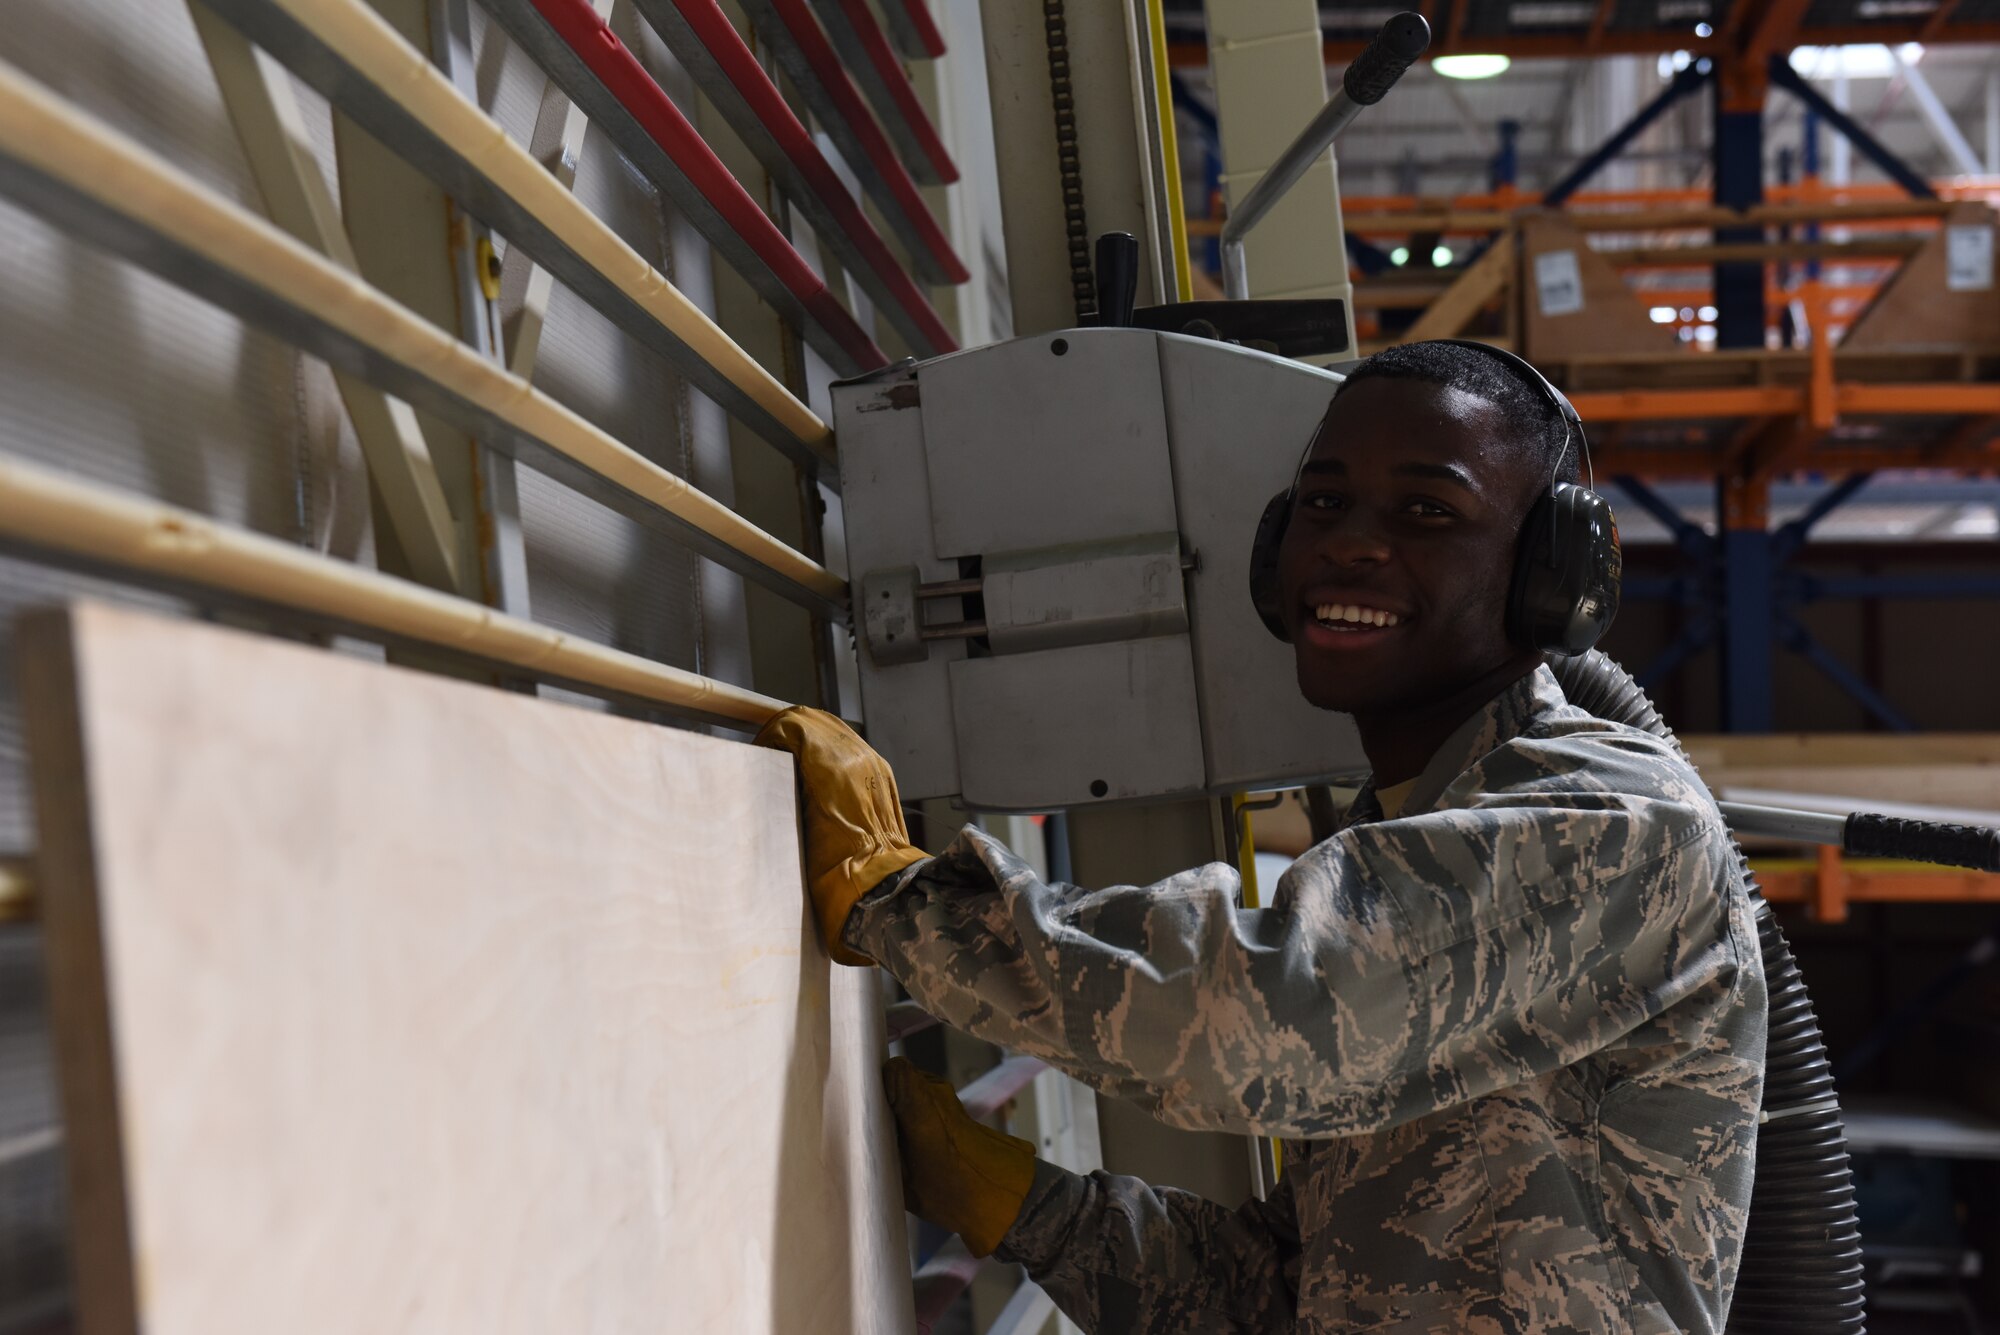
[1276,376,1543,715]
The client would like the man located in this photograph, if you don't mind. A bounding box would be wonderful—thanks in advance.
[759,340,1766,1334]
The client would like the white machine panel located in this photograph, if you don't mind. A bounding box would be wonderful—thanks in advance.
[917,331,1177,557]
[833,328,1371,812]
[950,639,1203,810]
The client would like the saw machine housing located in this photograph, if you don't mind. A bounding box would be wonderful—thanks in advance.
[834,327,1367,812]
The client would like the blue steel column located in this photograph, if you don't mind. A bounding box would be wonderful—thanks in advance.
[1713,59,1767,350]
[1719,474,1775,731]
[1490,118,1521,191]
[1714,54,1774,729]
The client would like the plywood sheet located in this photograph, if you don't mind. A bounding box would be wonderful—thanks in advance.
[20,601,914,1335]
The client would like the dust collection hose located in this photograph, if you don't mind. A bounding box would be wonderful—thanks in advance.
[1549,651,1867,1335]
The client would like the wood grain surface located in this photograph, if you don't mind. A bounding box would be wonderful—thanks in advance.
[1842,200,2000,353]
[1683,729,2000,816]
[21,601,913,1335]
[1518,213,1677,363]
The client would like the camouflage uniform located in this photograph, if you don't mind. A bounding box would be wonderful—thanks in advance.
[846,665,1767,1334]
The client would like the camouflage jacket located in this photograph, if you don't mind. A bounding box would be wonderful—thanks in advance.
[846,665,1766,1334]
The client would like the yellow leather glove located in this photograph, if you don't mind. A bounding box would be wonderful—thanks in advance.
[753,706,930,966]
[883,1057,1037,1258]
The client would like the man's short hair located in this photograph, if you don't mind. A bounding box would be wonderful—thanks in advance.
[1331,340,1578,483]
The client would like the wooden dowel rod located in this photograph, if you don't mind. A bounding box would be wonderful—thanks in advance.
[0,57,845,614]
[204,0,833,463]
[0,457,790,727]
[0,857,32,925]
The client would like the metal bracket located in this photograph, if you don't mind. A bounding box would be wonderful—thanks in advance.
[861,536,1194,666]
[982,534,1189,655]
[498,0,617,388]
[190,1,463,595]
[859,566,926,666]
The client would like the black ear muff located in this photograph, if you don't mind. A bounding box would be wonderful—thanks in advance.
[1428,339,1621,656]
[1507,481,1623,655]
[1248,488,1294,641]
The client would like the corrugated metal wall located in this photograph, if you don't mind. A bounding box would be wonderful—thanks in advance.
[0,2,755,1321]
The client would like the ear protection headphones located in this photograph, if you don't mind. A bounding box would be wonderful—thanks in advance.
[1247,339,1622,656]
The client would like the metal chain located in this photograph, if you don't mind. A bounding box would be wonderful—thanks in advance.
[1041,0,1095,322]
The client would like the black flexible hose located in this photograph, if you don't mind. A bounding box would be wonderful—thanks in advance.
[1550,652,1866,1335]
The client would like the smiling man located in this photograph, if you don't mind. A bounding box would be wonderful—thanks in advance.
[758,340,1767,1334]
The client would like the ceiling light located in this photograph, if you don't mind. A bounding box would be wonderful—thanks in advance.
[1699,305,1718,321]
[1789,43,1922,79]
[1390,246,1410,266]
[1649,306,1677,323]
[1432,245,1454,267]
[1433,54,1510,80]
[1694,22,1713,37]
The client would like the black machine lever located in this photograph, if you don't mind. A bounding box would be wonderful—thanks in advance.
[1120,10,1423,350]
[1720,801,2000,873]
[1342,11,1432,106]
[1093,232,1140,329]
[1844,811,2000,872]
[1218,11,1429,299]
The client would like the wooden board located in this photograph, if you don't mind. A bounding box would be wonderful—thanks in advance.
[1682,732,2000,815]
[1843,201,2000,353]
[1682,733,2000,768]
[1400,230,1515,343]
[20,601,914,1335]
[1517,213,1678,363]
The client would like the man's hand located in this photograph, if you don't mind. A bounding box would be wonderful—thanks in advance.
[882,1057,1036,1258]
[753,706,930,966]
